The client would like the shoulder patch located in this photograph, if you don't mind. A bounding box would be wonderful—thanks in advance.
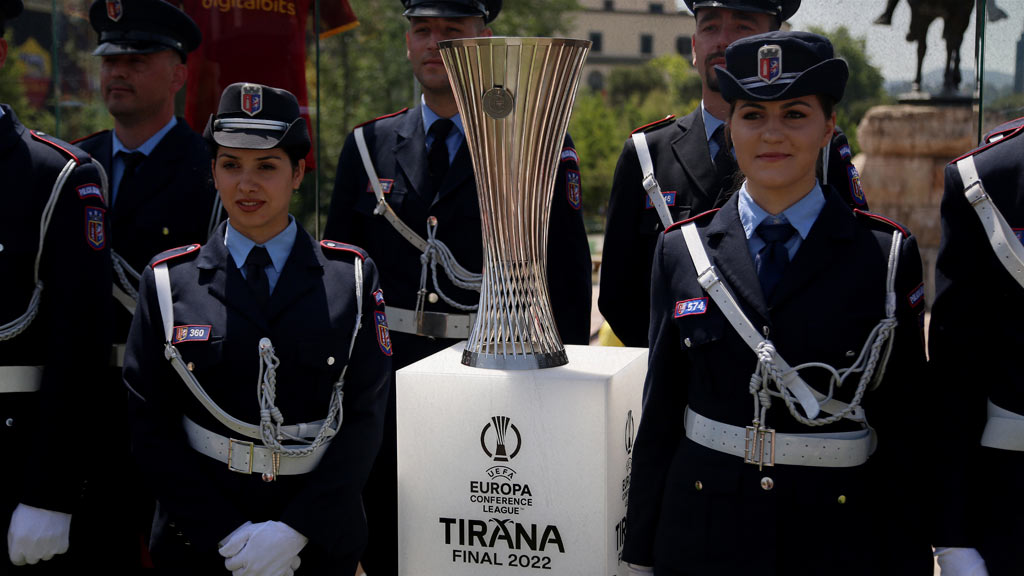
[30,131,84,165]
[665,208,720,234]
[631,115,676,135]
[70,129,110,146]
[151,244,201,268]
[560,146,580,164]
[321,239,368,261]
[853,209,909,238]
[354,107,410,129]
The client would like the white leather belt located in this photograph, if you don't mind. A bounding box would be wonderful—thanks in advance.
[0,366,43,393]
[183,417,328,476]
[385,306,476,339]
[981,400,1024,452]
[684,406,873,468]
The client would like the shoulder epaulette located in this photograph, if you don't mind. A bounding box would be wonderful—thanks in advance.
[950,117,1024,165]
[631,115,676,135]
[151,244,201,268]
[30,131,85,165]
[665,208,720,234]
[70,129,110,146]
[321,240,367,261]
[354,107,410,130]
[853,209,909,238]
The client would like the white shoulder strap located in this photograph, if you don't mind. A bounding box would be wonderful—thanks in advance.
[632,132,675,229]
[354,126,429,252]
[956,155,1024,289]
[679,222,867,422]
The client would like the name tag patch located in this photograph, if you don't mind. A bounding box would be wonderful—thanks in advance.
[173,325,212,344]
[645,191,676,209]
[907,283,925,308]
[375,311,392,356]
[674,297,707,318]
[77,183,102,200]
[366,178,394,194]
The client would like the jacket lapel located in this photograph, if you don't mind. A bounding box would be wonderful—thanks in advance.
[703,197,770,323]
[394,107,431,206]
[434,142,472,205]
[197,224,270,332]
[672,109,720,207]
[265,226,323,321]
[770,190,855,309]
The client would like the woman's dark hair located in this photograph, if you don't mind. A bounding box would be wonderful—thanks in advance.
[208,143,305,170]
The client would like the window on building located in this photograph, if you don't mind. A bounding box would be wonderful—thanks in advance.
[590,32,603,53]
[640,34,653,55]
[677,35,692,57]
[649,3,664,13]
[603,0,614,10]
[588,71,605,92]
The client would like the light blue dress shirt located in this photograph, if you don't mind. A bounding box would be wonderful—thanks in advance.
[421,96,465,166]
[225,215,298,294]
[737,181,826,261]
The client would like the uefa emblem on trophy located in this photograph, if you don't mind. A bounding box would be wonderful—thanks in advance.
[438,37,591,370]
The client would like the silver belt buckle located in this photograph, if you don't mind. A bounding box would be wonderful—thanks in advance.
[744,424,775,470]
[227,438,254,474]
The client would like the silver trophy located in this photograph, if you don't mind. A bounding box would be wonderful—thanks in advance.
[438,37,590,370]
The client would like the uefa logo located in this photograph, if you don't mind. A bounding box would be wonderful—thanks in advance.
[481,416,522,462]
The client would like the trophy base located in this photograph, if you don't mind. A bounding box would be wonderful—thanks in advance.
[461,347,568,370]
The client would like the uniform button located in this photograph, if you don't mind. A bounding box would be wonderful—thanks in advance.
[162,227,170,236]
[760,477,774,491]
[428,293,439,304]
[0,243,4,252]
[427,216,438,227]
[187,362,195,372]
[845,350,855,358]
[5,418,13,427]
[694,480,702,491]
[684,337,692,348]
[327,356,335,366]
[837,494,846,505]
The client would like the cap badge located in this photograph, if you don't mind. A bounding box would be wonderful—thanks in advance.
[757,44,782,84]
[106,0,123,22]
[241,84,263,117]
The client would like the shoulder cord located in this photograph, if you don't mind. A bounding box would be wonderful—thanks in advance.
[680,222,901,429]
[632,132,675,229]
[155,257,363,451]
[0,159,76,341]
[354,126,481,312]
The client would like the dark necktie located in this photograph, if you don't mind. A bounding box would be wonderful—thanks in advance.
[245,246,272,308]
[427,118,454,195]
[711,124,738,193]
[116,151,146,206]
[754,221,796,302]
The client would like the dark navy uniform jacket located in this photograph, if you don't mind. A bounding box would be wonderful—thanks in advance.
[622,190,933,575]
[930,118,1024,576]
[324,105,593,370]
[123,221,390,574]
[75,121,219,339]
[600,108,867,347]
[0,105,112,530]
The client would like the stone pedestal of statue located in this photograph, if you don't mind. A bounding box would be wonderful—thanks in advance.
[856,103,978,307]
[396,343,647,576]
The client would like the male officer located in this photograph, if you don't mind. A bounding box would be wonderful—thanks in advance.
[323,1,593,573]
[74,0,219,568]
[929,118,1024,576]
[1,0,113,571]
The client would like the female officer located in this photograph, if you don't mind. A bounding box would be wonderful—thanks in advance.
[621,32,933,575]
[124,83,390,575]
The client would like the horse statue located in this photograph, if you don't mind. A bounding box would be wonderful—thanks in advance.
[875,0,1007,94]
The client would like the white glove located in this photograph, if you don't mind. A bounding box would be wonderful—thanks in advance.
[220,520,307,576]
[935,547,989,576]
[6,504,72,566]
[626,563,654,576]
[218,521,256,556]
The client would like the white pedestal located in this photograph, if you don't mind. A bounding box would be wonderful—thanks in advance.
[396,343,647,576]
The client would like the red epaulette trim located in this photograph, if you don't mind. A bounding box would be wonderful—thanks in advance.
[70,129,109,145]
[631,115,676,135]
[664,208,720,234]
[151,244,201,268]
[853,209,909,238]
[950,119,1024,165]
[321,240,367,261]
[355,107,410,129]
[30,131,83,165]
